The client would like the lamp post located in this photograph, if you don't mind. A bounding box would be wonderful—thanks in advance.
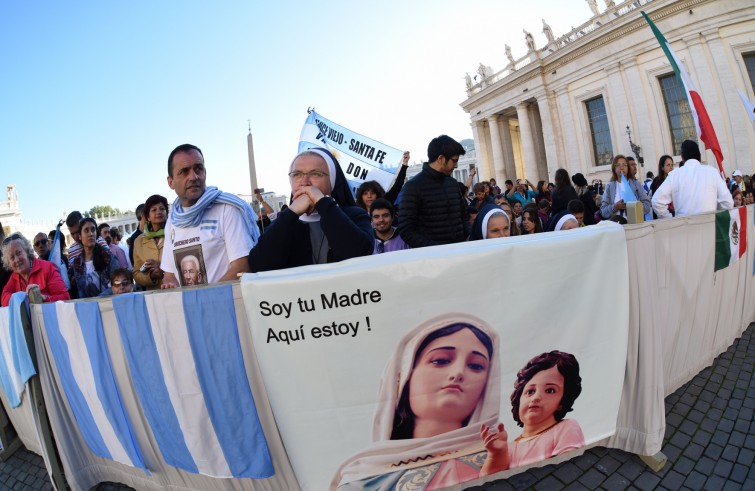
[626,125,644,165]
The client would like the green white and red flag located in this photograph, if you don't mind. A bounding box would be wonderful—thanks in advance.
[641,11,726,179]
[714,207,747,272]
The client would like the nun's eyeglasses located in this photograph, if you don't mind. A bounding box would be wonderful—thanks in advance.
[289,171,329,181]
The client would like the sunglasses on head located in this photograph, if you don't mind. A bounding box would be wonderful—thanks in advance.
[2,233,22,246]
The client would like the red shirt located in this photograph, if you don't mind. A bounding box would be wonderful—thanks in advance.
[1,259,70,306]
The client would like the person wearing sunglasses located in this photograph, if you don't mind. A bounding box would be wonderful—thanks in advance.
[249,147,373,272]
[1,232,70,306]
[97,268,135,297]
[33,232,51,260]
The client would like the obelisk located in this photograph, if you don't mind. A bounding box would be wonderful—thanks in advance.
[247,121,259,194]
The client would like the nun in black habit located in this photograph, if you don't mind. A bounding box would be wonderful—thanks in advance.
[468,204,511,241]
[249,147,374,272]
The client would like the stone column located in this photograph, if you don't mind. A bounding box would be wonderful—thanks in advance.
[528,104,549,180]
[677,37,720,166]
[603,63,630,157]
[471,121,493,180]
[697,29,739,168]
[499,117,517,180]
[555,88,585,174]
[487,115,507,185]
[516,103,540,182]
[623,59,660,167]
[536,92,563,179]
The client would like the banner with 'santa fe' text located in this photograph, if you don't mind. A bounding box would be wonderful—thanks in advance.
[299,110,404,196]
[241,222,630,490]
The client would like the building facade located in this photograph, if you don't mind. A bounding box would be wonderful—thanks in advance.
[462,0,755,186]
[0,185,59,241]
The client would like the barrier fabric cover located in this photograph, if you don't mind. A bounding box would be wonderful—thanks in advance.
[7,209,752,490]
[0,293,36,408]
[41,302,146,470]
[241,222,630,490]
[111,286,274,478]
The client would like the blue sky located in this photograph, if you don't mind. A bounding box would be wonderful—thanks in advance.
[2,1,592,221]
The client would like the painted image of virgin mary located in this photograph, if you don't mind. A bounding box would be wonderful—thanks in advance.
[331,313,507,490]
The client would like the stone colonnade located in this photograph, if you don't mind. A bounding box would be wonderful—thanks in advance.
[473,96,555,186]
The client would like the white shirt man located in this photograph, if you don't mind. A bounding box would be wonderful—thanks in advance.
[161,144,260,288]
[652,140,733,218]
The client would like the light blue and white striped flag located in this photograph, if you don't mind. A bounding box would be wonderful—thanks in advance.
[49,224,70,290]
[112,286,274,478]
[0,293,36,408]
[620,174,638,204]
[41,302,146,470]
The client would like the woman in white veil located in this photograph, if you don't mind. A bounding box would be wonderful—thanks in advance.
[332,313,506,490]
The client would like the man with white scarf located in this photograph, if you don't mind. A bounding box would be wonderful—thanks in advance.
[160,143,260,288]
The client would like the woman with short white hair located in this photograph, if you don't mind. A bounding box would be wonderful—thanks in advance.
[1,233,69,306]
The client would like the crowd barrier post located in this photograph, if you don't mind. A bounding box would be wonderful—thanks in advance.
[640,452,667,472]
[25,286,68,490]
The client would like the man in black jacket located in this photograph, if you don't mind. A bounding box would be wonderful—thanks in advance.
[398,135,469,248]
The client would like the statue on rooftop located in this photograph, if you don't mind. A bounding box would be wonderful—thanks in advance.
[542,19,555,43]
[505,44,515,65]
[6,185,16,203]
[586,0,600,16]
[524,29,536,52]
[477,62,487,81]
[465,72,473,90]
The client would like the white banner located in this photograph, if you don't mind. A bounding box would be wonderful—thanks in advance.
[241,222,630,490]
[299,110,404,196]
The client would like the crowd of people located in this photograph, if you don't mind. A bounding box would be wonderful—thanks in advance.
[0,138,743,306]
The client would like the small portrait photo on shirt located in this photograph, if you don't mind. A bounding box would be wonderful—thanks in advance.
[174,246,208,287]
